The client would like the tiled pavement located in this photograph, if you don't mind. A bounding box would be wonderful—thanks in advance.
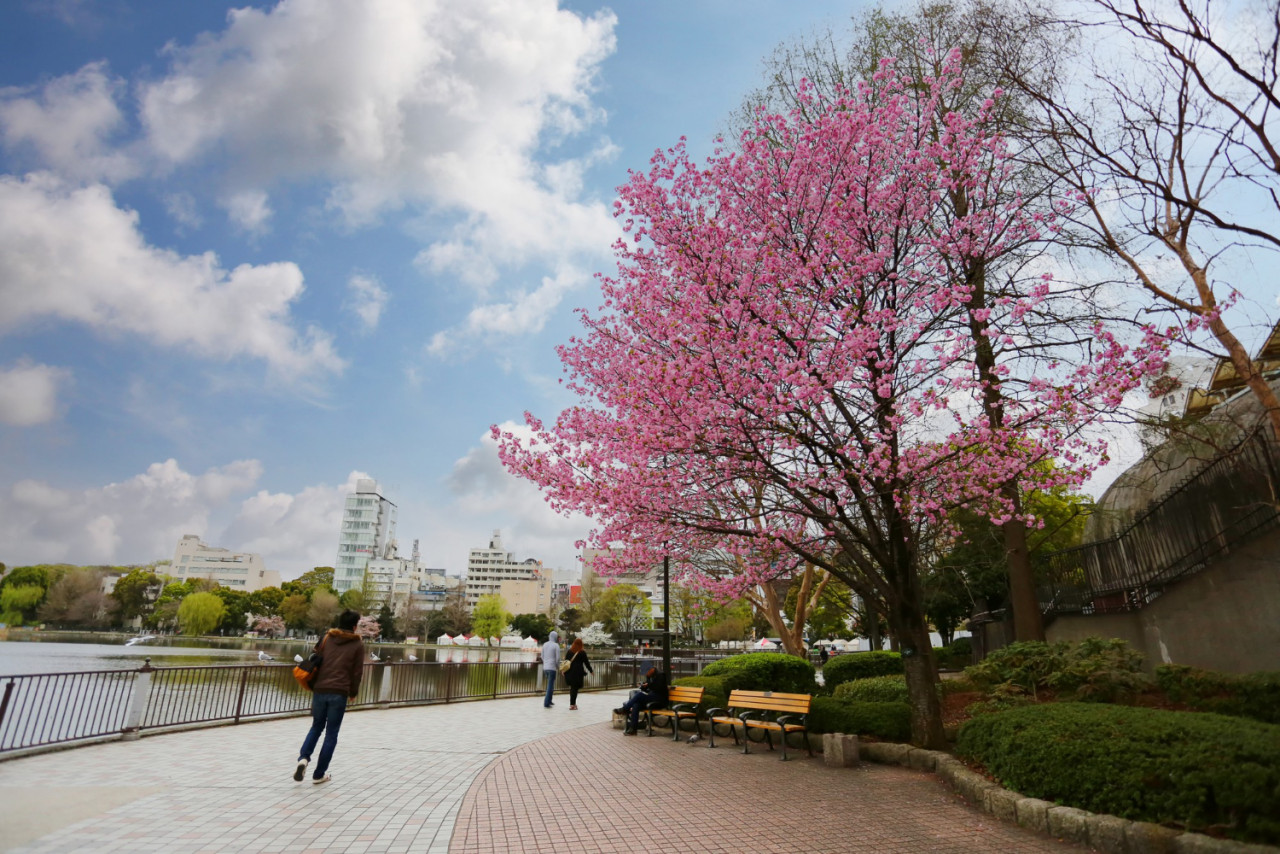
[0,690,1093,854]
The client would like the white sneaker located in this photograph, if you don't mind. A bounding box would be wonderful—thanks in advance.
[312,773,331,785]
[293,759,308,782]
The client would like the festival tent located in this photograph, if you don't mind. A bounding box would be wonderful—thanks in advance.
[453,635,470,646]
[468,635,486,646]
[436,634,453,646]
[520,637,539,649]
[754,638,779,650]
[500,635,524,648]
[489,636,501,646]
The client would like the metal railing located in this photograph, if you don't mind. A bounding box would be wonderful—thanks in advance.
[1037,424,1280,616]
[0,656,642,756]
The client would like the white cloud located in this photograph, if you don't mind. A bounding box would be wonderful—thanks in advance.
[163,191,202,229]
[0,459,263,567]
[0,463,370,578]
[221,188,273,234]
[0,62,137,182]
[427,265,587,356]
[444,423,590,573]
[221,470,368,577]
[346,273,388,332]
[0,359,71,426]
[138,0,620,325]
[0,172,344,380]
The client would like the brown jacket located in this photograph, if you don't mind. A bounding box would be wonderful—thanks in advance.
[310,629,365,698]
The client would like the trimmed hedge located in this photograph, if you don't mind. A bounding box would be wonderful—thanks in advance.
[963,637,1151,703]
[1155,664,1280,725]
[956,702,1280,844]
[671,675,727,712]
[833,674,909,704]
[821,651,903,692]
[808,697,912,742]
[699,652,816,694]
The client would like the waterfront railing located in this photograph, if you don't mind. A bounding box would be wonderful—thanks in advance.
[0,656,652,756]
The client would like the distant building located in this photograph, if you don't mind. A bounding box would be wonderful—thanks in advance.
[582,547,666,626]
[464,530,547,610]
[171,535,281,591]
[334,478,397,594]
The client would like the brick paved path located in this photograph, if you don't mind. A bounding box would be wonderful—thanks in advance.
[0,689,1091,854]
[449,723,1090,854]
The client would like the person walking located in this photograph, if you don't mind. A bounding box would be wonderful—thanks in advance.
[563,637,593,710]
[293,609,365,785]
[540,630,560,708]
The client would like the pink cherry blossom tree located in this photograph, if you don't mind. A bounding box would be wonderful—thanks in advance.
[496,57,1161,748]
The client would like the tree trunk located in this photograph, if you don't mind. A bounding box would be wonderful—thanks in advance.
[1001,486,1045,642]
[889,599,947,749]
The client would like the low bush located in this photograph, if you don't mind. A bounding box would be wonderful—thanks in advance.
[1155,665,1280,725]
[956,702,1280,844]
[671,675,727,712]
[821,651,903,692]
[809,696,912,742]
[964,637,1151,703]
[699,652,816,695]
[833,674,909,704]
[934,637,973,670]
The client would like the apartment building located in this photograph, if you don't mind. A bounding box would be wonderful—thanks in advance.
[464,530,546,610]
[171,535,281,592]
[334,478,397,594]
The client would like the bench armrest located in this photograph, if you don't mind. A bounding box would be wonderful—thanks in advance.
[705,706,729,719]
[776,713,807,728]
[669,702,699,716]
[737,710,768,724]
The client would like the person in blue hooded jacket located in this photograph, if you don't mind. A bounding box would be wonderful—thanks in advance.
[540,630,560,708]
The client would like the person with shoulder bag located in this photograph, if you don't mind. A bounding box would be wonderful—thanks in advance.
[563,637,593,710]
[293,610,365,785]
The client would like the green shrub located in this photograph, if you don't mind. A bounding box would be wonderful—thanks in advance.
[1155,665,1280,725]
[833,674,910,704]
[672,675,727,712]
[935,637,973,670]
[956,703,1280,844]
[946,636,972,657]
[809,696,912,741]
[699,652,816,694]
[821,651,903,692]
[964,637,1151,703]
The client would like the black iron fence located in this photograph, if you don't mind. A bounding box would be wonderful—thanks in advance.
[0,656,649,756]
[1037,425,1280,616]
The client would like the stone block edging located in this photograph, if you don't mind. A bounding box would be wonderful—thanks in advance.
[855,742,1278,854]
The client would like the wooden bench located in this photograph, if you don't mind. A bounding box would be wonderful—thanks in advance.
[706,689,813,760]
[646,685,705,741]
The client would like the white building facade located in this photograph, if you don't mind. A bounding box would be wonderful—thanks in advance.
[334,478,397,594]
[171,535,281,591]
[464,530,546,610]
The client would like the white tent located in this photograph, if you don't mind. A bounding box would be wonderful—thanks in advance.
[453,635,470,646]
[754,638,778,650]
[436,634,453,646]
[467,635,486,646]
[520,637,539,649]
[500,635,524,648]
[489,636,501,647]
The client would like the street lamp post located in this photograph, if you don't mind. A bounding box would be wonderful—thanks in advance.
[662,553,671,678]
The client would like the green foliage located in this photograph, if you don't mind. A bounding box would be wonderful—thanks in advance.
[933,636,974,670]
[596,583,652,632]
[285,567,335,595]
[247,586,284,617]
[109,569,161,622]
[511,612,555,640]
[177,591,227,636]
[38,569,105,628]
[471,594,510,641]
[964,637,1151,703]
[214,587,249,634]
[820,651,903,692]
[555,608,583,635]
[834,674,910,704]
[956,703,1280,844]
[672,675,728,713]
[279,593,310,630]
[699,652,816,694]
[0,585,45,625]
[808,697,912,741]
[1155,665,1280,725]
[306,590,341,633]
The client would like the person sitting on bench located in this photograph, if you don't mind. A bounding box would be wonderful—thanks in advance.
[615,667,668,735]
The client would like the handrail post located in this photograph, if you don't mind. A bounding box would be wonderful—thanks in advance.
[121,658,153,741]
[233,668,249,724]
[0,680,13,733]
[378,661,393,708]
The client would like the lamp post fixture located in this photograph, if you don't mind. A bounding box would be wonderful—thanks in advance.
[662,553,671,678]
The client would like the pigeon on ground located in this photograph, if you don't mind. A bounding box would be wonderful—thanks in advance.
[687,734,701,744]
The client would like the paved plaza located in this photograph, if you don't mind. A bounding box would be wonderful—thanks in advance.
[0,689,1091,854]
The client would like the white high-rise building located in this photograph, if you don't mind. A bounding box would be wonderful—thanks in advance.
[464,529,545,610]
[334,478,397,594]
[171,535,281,591]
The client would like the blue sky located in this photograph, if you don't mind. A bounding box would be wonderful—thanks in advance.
[0,0,868,578]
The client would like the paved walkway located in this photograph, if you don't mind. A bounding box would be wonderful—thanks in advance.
[0,690,1091,854]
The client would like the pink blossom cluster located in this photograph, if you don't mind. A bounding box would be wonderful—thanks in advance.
[493,54,1166,598]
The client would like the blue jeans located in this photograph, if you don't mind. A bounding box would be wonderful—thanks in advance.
[543,669,556,706]
[299,693,347,778]
[622,689,657,730]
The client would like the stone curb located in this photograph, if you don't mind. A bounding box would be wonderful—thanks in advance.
[854,742,1278,854]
